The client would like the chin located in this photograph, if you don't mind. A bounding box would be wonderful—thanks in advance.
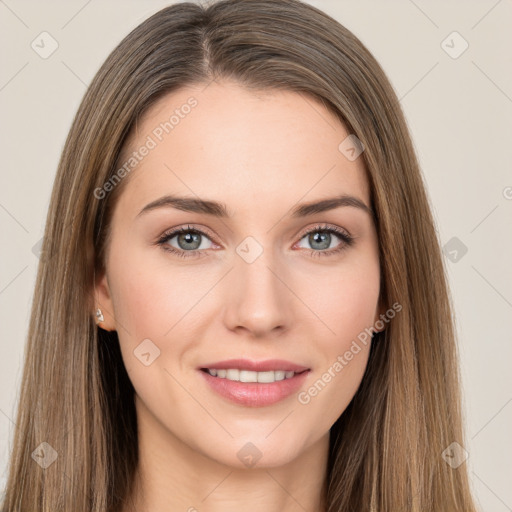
[203,435,308,470]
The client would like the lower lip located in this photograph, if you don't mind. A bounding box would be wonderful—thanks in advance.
[198,369,310,407]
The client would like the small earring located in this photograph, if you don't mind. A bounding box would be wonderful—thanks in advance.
[95,308,105,324]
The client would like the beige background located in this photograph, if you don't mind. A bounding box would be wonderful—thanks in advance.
[1,0,511,509]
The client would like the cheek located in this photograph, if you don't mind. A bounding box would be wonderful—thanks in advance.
[107,256,198,409]
[298,258,379,413]
[303,256,380,343]
[107,246,220,390]
[336,272,379,337]
[108,247,209,339]
[298,298,375,434]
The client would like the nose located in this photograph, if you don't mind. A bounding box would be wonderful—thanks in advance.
[222,245,293,338]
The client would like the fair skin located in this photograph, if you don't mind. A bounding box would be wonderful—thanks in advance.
[95,80,384,512]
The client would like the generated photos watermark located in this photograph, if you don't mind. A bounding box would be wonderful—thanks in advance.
[297,301,402,405]
[94,96,198,200]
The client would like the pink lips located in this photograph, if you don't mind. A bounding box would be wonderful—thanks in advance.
[198,358,310,407]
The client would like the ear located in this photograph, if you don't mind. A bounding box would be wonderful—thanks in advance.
[93,269,117,332]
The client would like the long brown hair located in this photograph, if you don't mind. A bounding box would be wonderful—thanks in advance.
[1,1,477,510]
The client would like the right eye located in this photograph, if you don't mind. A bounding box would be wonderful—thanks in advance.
[157,225,216,259]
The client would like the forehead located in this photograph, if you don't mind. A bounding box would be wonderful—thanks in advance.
[115,81,370,218]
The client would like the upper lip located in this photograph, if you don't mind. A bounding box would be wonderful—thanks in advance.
[199,358,310,373]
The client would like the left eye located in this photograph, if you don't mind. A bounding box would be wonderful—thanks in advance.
[297,228,344,251]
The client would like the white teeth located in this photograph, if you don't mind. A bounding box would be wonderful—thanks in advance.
[258,371,276,383]
[240,370,258,383]
[274,371,286,381]
[226,369,239,381]
[206,369,298,383]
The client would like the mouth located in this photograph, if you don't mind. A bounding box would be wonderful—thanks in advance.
[197,359,311,407]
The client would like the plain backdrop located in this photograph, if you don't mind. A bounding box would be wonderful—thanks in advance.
[1,1,511,510]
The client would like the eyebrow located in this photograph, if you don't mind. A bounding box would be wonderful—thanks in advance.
[136,193,374,219]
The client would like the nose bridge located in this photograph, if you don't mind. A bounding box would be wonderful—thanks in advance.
[224,236,291,336]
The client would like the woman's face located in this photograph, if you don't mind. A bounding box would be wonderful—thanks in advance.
[95,80,383,469]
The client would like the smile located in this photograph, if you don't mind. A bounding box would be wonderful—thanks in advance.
[198,364,310,407]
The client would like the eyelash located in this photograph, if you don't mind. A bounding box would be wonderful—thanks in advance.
[156,223,354,260]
